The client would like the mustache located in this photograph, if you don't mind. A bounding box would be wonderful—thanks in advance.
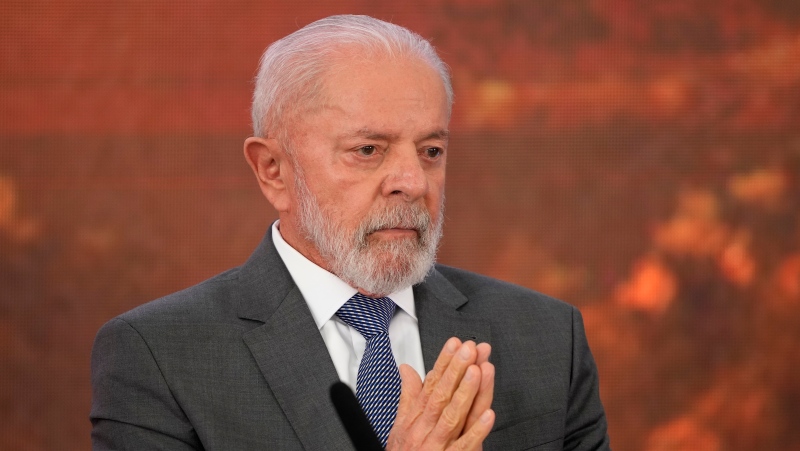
[357,203,432,239]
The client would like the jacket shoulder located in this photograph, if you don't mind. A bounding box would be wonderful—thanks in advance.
[114,266,242,326]
[433,263,576,316]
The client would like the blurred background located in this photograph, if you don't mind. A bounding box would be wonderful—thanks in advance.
[2,1,799,450]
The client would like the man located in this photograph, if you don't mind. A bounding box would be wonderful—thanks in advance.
[91,15,610,450]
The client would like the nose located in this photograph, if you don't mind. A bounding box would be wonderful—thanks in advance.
[380,145,428,201]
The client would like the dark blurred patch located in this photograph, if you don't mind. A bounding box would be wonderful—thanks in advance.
[651,15,727,53]
[765,0,800,22]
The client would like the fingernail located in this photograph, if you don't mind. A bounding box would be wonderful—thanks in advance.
[459,343,471,360]
[464,367,475,381]
[480,409,493,424]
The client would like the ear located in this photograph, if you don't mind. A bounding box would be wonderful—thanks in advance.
[243,137,292,213]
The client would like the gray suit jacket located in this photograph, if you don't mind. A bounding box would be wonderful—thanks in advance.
[91,232,610,450]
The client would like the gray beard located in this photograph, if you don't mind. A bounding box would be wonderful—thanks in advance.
[293,168,443,297]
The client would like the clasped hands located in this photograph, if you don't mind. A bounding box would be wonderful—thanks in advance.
[386,337,495,450]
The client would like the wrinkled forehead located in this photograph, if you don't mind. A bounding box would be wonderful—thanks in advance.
[314,47,443,104]
[285,48,448,134]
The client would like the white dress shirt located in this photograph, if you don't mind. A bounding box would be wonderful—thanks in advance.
[271,222,426,392]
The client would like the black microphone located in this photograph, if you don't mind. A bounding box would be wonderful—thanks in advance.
[329,381,385,451]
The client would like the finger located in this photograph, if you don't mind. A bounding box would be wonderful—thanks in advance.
[390,339,467,448]
[422,337,462,400]
[463,361,495,433]
[426,364,481,445]
[448,409,495,451]
[419,341,477,427]
[387,364,423,448]
[475,343,491,366]
[418,337,462,410]
[464,343,491,432]
[430,341,477,407]
[395,364,423,427]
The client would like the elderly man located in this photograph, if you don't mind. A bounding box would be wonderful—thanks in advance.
[91,15,610,451]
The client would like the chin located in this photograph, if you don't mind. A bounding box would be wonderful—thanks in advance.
[372,251,415,271]
[374,249,431,276]
[366,238,420,258]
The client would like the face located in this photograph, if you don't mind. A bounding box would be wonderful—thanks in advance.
[280,51,449,296]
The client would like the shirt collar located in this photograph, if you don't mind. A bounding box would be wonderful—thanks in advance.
[271,221,416,330]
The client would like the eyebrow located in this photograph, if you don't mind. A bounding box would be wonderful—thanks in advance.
[341,128,450,142]
[422,130,450,141]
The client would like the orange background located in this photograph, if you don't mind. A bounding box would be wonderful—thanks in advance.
[2,1,799,450]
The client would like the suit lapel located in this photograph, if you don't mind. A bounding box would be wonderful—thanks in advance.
[232,232,492,448]
[415,267,492,371]
[235,232,352,450]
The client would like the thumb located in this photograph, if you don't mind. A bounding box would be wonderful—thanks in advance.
[395,364,422,424]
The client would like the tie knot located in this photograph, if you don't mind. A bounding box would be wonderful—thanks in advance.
[336,293,396,339]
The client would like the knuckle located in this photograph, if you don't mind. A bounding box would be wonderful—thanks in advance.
[429,388,450,409]
[451,385,471,406]
[388,428,419,451]
[448,439,468,451]
[439,407,461,430]
[407,428,428,446]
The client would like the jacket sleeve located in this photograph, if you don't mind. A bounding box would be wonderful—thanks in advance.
[564,307,612,451]
[90,318,202,450]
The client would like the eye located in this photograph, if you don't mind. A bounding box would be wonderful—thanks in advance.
[424,147,444,159]
[357,145,377,156]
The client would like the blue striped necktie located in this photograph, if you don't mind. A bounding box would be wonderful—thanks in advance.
[336,293,401,446]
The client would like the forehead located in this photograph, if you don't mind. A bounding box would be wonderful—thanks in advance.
[309,51,447,123]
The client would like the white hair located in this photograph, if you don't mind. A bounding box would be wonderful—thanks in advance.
[251,14,453,141]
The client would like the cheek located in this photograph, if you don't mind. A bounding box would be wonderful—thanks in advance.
[428,171,446,198]
[322,189,372,223]
[426,182,446,216]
